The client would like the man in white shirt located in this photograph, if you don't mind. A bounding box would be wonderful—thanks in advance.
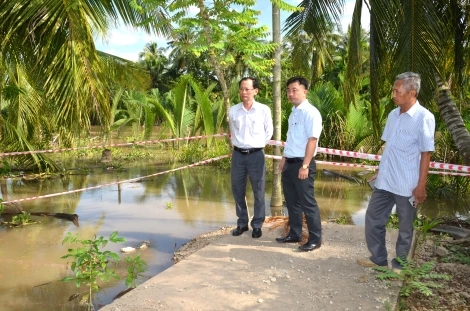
[229,77,273,238]
[358,72,435,271]
[276,76,323,252]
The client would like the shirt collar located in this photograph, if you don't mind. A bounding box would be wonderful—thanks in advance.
[239,100,259,111]
[406,100,420,116]
[393,100,421,117]
[292,99,309,111]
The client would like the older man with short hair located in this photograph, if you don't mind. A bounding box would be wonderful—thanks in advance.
[358,72,435,271]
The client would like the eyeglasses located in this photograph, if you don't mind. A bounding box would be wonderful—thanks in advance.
[239,88,255,92]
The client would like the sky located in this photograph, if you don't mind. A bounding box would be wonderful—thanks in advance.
[94,0,370,62]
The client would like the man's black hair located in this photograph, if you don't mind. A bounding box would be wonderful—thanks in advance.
[286,76,309,89]
[239,77,259,89]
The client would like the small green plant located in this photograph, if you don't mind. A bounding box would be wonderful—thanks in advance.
[442,245,470,265]
[166,202,173,210]
[9,211,36,226]
[0,160,11,176]
[386,213,399,229]
[373,259,451,297]
[61,231,125,310]
[334,214,352,225]
[125,255,148,288]
[414,215,443,239]
[0,198,4,215]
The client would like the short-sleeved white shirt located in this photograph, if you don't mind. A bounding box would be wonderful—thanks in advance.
[375,101,435,196]
[283,100,323,158]
[229,101,273,148]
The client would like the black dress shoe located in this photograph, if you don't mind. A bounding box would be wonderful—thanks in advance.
[276,235,301,243]
[232,226,249,236]
[298,242,321,252]
[252,228,262,238]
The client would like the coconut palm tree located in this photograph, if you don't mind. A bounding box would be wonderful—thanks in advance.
[285,0,470,165]
[138,42,169,91]
[0,0,171,169]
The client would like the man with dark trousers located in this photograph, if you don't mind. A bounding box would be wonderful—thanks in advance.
[358,72,435,271]
[276,76,323,252]
[229,77,273,238]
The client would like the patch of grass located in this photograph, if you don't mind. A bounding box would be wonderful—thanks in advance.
[174,141,231,170]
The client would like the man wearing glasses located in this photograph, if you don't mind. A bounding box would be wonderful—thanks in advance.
[229,77,273,239]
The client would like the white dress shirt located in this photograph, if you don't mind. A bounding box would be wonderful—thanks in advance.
[375,101,435,196]
[229,100,273,148]
[283,100,323,158]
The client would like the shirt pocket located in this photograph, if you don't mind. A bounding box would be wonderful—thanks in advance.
[251,119,264,134]
[232,118,241,130]
[394,131,418,153]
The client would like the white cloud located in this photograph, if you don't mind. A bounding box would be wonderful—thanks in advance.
[95,27,170,61]
[93,0,370,62]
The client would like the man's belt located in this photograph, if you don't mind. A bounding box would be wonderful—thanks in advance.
[285,157,304,163]
[233,146,263,155]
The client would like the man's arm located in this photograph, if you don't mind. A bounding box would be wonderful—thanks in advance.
[298,137,317,179]
[412,151,431,206]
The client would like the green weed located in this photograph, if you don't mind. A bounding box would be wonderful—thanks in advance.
[374,259,450,297]
[334,214,353,225]
[61,231,125,310]
[442,245,470,265]
[414,215,443,240]
[125,255,148,288]
[0,160,11,176]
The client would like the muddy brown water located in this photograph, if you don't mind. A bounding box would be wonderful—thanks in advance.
[0,157,467,310]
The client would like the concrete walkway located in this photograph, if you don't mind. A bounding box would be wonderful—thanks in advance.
[101,223,402,311]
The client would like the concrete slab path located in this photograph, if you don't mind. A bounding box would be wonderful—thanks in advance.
[101,223,402,311]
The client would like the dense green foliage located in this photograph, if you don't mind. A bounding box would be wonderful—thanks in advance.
[0,0,469,193]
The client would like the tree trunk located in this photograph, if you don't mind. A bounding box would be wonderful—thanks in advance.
[369,8,381,139]
[197,0,231,129]
[435,75,470,165]
[270,3,283,210]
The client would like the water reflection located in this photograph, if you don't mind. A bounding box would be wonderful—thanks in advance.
[0,162,468,310]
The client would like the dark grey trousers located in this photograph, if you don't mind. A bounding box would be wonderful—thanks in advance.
[231,150,266,229]
[365,189,416,267]
[281,161,322,244]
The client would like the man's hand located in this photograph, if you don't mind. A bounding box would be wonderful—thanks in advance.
[298,167,308,179]
[367,173,378,182]
[412,185,427,208]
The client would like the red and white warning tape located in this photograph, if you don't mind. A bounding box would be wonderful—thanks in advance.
[265,155,470,176]
[2,150,469,205]
[0,134,229,157]
[267,139,470,173]
[0,133,468,174]
[0,154,231,205]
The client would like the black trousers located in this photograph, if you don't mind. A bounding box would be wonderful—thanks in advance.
[281,160,322,244]
[231,149,266,229]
